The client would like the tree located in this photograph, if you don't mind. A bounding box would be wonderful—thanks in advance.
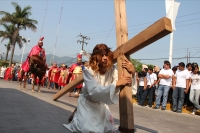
[0,2,37,66]
[130,58,143,72]
[0,23,26,62]
[130,58,154,72]
[4,43,11,62]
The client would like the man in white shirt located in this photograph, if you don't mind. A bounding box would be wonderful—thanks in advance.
[140,67,157,108]
[172,62,190,113]
[184,63,193,107]
[153,60,174,110]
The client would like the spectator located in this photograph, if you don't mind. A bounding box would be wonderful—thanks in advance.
[172,62,190,113]
[189,63,200,115]
[153,60,174,110]
[167,66,178,104]
[184,63,193,107]
[140,67,157,108]
[0,66,6,79]
[136,71,147,105]
[153,66,160,97]
[136,66,148,105]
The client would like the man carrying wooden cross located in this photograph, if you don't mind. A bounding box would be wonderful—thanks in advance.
[63,43,136,133]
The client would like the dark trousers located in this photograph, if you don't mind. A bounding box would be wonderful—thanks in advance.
[184,88,193,107]
[140,85,154,107]
[137,86,144,104]
[167,87,173,104]
[172,87,186,112]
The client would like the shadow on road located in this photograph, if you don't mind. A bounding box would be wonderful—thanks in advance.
[114,118,158,133]
[56,100,77,109]
[40,90,57,94]
[0,87,72,133]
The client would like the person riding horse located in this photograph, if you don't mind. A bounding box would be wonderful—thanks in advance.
[21,36,46,73]
[20,37,47,92]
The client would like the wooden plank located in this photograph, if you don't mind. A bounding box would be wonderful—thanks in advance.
[113,17,172,62]
[114,0,134,132]
[53,17,172,101]
[53,75,83,100]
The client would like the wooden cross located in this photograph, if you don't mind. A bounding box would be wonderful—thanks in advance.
[53,0,172,132]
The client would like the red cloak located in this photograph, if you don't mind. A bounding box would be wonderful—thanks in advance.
[21,45,46,72]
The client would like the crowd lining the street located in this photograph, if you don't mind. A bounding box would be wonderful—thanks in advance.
[135,61,200,115]
[0,60,200,116]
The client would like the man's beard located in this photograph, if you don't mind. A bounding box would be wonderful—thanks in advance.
[98,62,108,74]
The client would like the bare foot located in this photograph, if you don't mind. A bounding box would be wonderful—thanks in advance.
[32,90,35,93]
[68,93,72,97]
[74,94,79,98]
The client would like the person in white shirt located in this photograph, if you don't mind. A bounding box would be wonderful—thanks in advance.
[184,63,193,107]
[172,62,190,113]
[189,63,200,115]
[0,66,6,79]
[140,67,157,108]
[153,60,174,110]
[136,70,147,105]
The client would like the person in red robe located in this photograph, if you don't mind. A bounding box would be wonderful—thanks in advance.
[4,64,14,81]
[58,64,68,89]
[21,36,46,72]
[17,68,22,82]
[48,63,60,90]
[68,54,84,97]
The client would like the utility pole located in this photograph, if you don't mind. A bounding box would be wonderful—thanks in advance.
[189,52,190,63]
[77,34,90,50]
[187,48,188,64]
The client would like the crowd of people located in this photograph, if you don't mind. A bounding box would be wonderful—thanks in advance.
[135,61,200,116]
[0,41,199,132]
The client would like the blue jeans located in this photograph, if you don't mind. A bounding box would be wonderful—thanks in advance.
[172,87,186,112]
[140,85,154,107]
[137,86,144,104]
[155,85,170,108]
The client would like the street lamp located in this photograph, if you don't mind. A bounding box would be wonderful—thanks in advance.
[20,37,30,64]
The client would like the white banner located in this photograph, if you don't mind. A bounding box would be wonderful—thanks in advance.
[165,0,180,30]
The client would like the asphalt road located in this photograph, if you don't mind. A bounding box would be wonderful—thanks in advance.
[0,80,200,133]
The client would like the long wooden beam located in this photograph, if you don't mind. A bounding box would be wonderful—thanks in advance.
[53,17,172,101]
[113,17,172,62]
[114,0,134,132]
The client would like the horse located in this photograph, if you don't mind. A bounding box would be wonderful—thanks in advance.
[19,55,47,92]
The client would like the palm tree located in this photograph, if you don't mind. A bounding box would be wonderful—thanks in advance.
[4,43,11,62]
[0,24,26,62]
[0,2,37,66]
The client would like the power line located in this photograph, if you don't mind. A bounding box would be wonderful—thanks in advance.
[52,3,63,63]
[32,11,200,52]
[177,11,200,18]
[104,22,115,43]
[85,11,200,36]
[39,0,49,38]
[135,57,200,61]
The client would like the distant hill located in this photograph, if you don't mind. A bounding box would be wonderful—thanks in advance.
[8,54,78,66]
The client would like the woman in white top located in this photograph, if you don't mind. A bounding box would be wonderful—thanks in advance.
[189,64,200,115]
[64,44,135,133]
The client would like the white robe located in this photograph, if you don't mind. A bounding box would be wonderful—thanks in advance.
[64,66,120,133]
[0,67,6,78]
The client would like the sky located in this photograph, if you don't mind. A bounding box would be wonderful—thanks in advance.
[0,0,200,68]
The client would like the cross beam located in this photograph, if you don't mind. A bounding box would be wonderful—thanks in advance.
[53,17,172,101]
